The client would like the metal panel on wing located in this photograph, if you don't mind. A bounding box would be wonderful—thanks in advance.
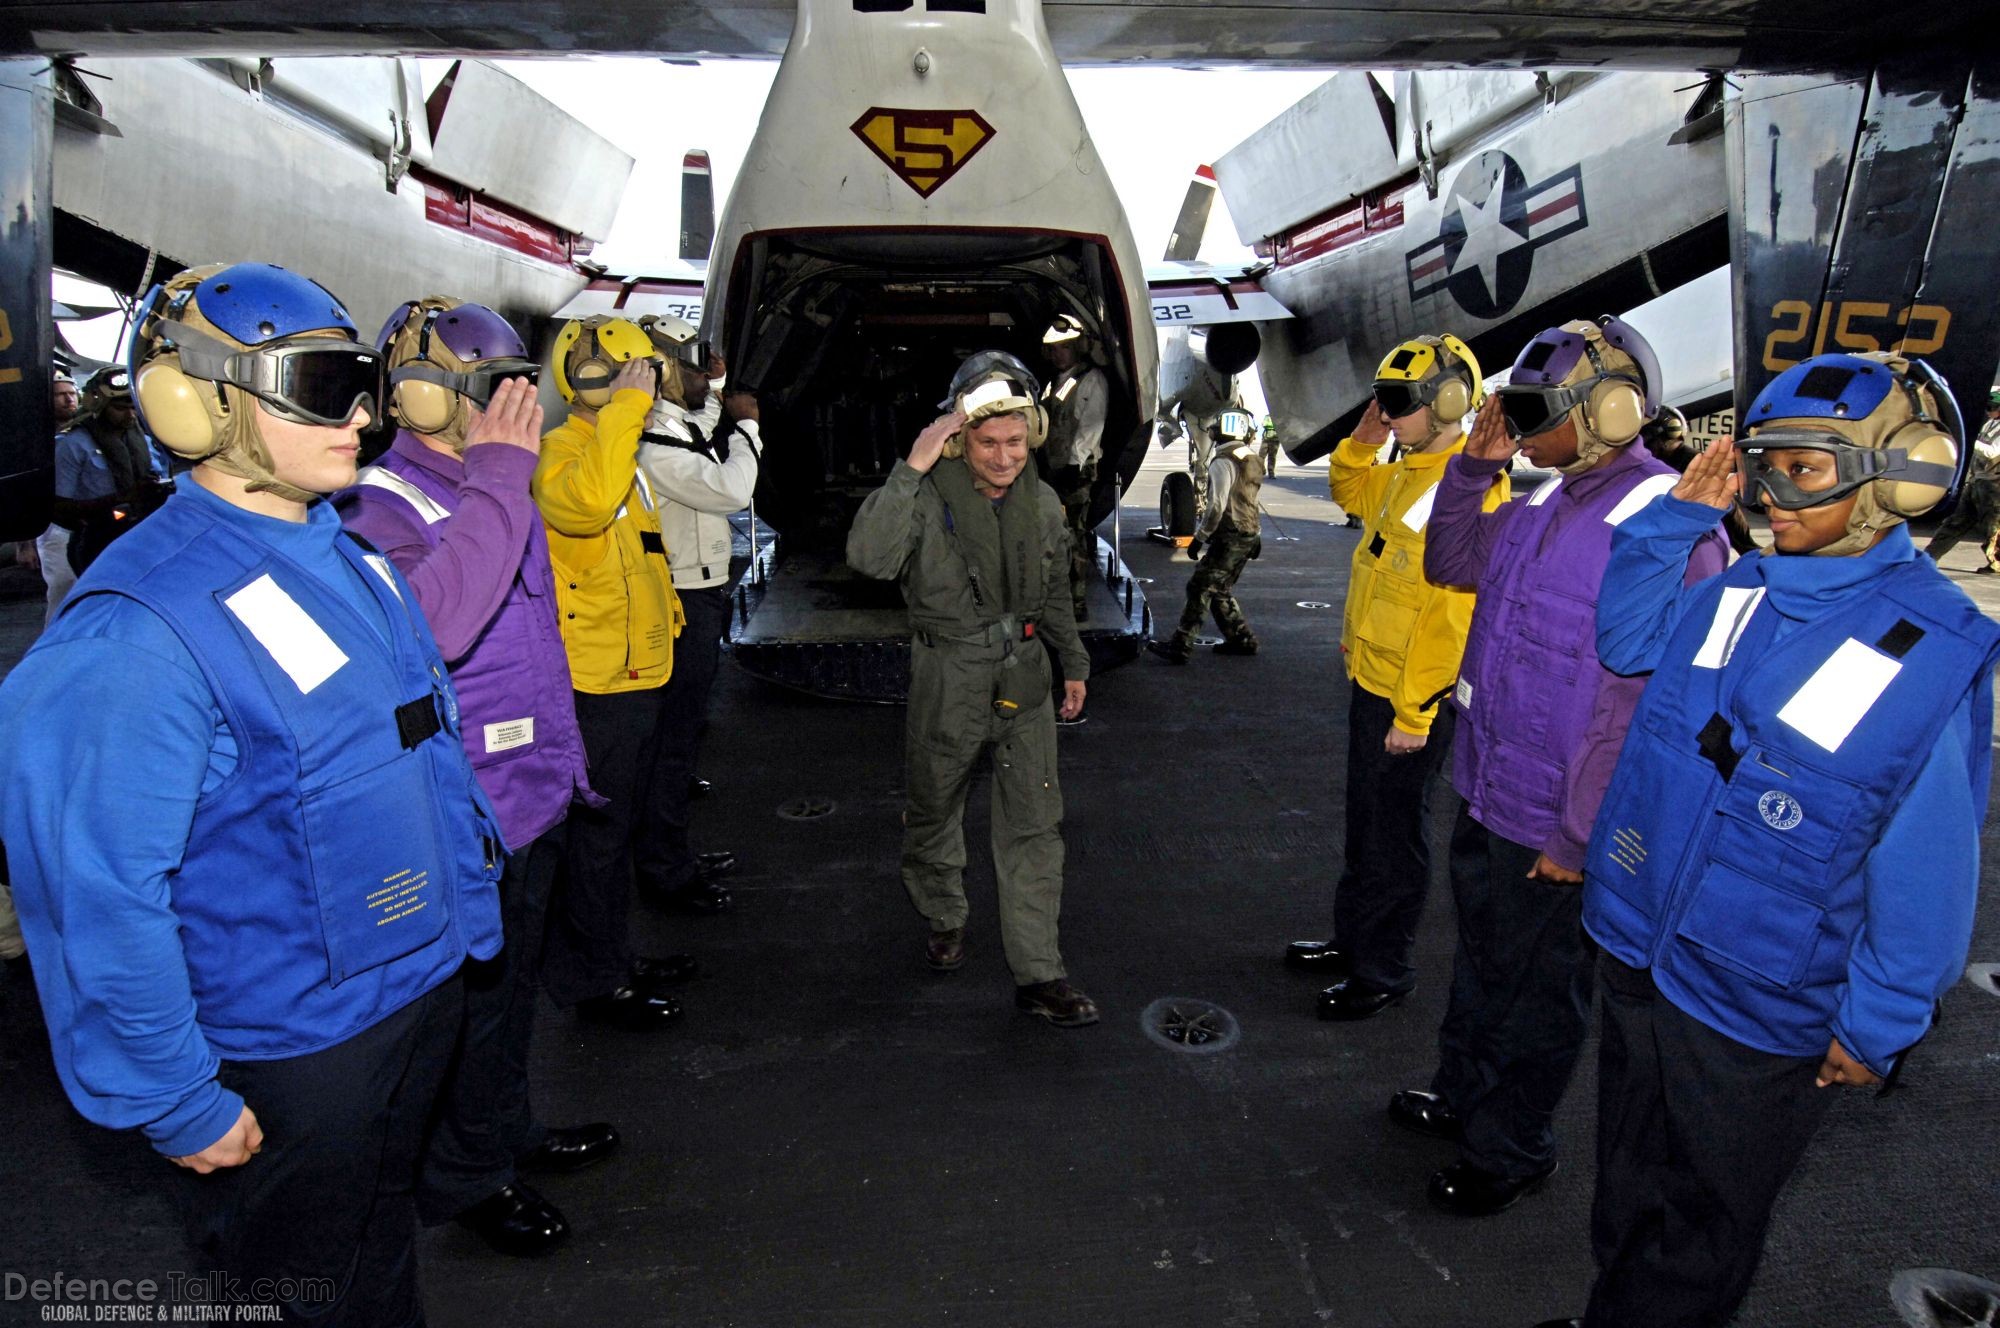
[1731,62,2000,424]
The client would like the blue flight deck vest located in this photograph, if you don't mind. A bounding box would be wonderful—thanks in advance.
[72,492,504,1059]
[1584,552,2000,1059]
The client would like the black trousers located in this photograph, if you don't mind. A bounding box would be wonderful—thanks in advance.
[1581,956,1834,1328]
[173,978,462,1328]
[543,687,664,1007]
[635,584,728,894]
[419,828,564,1222]
[1429,800,1595,1179]
[1330,682,1455,992]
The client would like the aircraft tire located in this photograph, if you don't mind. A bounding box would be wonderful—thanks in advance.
[1161,471,1197,538]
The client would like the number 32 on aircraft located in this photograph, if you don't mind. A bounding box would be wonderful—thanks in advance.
[1762,299,1950,371]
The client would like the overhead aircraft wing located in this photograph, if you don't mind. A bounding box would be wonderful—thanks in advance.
[556,263,706,323]
[0,3,1979,74]
[1145,262,1290,327]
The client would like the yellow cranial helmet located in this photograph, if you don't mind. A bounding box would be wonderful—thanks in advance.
[552,315,658,407]
[1372,333,1483,427]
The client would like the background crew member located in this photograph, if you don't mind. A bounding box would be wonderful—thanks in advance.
[1148,406,1266,662]
[1038,314,1107,622]
[1922,385,2000,571]
[54,364,172,574]
[1289,335,1507,1020]
[1406,317,1728,1216]
[1536,353,1998,1328]
[632,314,760,916]
[0,262,504,1325]
[25,371,80,621]
[339,297,611,1259]
[847,352,1098,1027]
[535,315,690,1031]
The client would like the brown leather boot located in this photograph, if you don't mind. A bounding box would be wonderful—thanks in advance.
[925,927,967,972]
[1015,978,1100,1027]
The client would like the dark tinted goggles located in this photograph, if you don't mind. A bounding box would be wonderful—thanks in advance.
[391,360,540,408]
[1371,377,1438,419]
[166,322,384,427]
[1495,377,1599,439]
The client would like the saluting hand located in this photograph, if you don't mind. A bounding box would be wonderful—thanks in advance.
[1815,1037,1883,1089]
[1672,436,1740,511]
[611,359,657,399]
[1352,401,1393,450]
[463,376,545,456]
[723,390,760,425]
[1463,396,1517,463]
[171,1105,264,1174]
[907,410,965,476]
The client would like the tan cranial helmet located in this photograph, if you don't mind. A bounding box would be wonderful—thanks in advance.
[131,262,374,505]
[1740,350,1965,556]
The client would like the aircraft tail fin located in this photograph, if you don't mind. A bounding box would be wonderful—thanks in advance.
[680,149,715,262]
[1162,165,1217,263]
[1731,61,2000,428]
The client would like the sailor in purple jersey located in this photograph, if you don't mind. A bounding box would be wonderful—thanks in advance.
[337,297,621,1259]
[1393,316,1730,1217]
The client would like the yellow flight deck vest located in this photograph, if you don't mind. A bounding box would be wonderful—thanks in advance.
[534,387,684,694]
[1329,435,1507,736]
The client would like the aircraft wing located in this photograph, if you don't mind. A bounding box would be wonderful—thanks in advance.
[0,3,1975,73]
[1145,263,1289,328]
[556,264,707,323]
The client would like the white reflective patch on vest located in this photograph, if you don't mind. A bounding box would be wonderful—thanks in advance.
[1527,475,1562,507]
[1455,678,1473,708]
[614,469,658,523]
[1777,638,1902,753]
[362,554,403,602]
[1401,483,1439,532]
[224,574,349,694]
[1054,376,1078,402]
[1604,473,1679,527]
[1691,586,1766,670]
[484,717,535,753]
[354,466,451,525]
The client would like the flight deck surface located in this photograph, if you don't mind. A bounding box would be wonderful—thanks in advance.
[1,454,1994,1326]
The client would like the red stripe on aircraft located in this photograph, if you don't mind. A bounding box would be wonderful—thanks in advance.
[1526,191,1579,226]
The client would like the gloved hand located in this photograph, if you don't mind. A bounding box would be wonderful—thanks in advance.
[1189,538,1206,561]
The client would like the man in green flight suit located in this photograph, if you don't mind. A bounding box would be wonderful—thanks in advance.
[1149,406,1265,662]
[847,351,1099,1028]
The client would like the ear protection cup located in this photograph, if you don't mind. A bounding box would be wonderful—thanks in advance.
[1432,377,1470,423]
[388,304,468,435]
[1439,332,1485,412]
[1585,376,1648,445]
[1876,423,1958,517]
[135,358,227,458]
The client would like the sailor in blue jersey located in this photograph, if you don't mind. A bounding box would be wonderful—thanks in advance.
[1531,352,2000,1328]
[0,263,503,1328]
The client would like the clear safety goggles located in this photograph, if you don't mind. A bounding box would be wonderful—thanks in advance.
[1736,428,1952,511]
[391,359,540,408]
[165,321,384,427]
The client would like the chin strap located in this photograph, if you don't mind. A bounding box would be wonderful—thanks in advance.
[1811,484,1902,557]
[201,387,323,505]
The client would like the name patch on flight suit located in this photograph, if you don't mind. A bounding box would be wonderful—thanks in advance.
[485,717,535,753]
[1777,637,1902,752]
[1401,484,1439,531]
[224,574,349,693]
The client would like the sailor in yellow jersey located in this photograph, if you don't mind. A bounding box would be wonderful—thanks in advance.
[1287,335,1509,1022]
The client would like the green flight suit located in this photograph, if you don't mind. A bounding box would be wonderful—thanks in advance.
[847,456,1090,985]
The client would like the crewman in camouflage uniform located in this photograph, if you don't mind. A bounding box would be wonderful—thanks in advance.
[1039,314,1108,621]
[847,351,1099,1028]
[1148,407,1264,662]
